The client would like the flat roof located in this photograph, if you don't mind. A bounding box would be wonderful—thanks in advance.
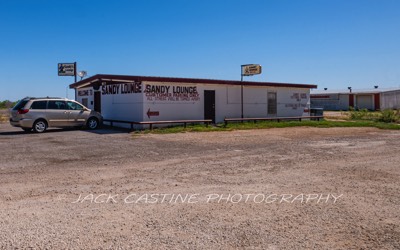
[69,74,317,89]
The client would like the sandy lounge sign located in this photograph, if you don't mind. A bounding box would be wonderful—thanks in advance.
[241,64,262,76]
[144,84,200,102]
[58,63,76,76]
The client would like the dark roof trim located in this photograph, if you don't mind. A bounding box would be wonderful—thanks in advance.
[69,74,317,89]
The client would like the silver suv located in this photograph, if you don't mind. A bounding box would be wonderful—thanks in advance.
[10,97,103,133]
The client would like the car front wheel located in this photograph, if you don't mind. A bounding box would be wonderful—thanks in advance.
[87,117,99,130]
[33,120,47,133]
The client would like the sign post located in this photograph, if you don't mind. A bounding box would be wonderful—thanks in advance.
[240,64,262,118]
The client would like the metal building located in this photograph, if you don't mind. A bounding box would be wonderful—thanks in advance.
[311,88,400,111]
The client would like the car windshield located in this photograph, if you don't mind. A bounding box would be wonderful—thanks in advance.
[12,99,29,110]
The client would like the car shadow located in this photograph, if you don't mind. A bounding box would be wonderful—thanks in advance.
[0,128,68,136]
[0,125,132,136]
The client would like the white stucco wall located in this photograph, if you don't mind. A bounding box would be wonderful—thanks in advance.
[75,87,94,110]
[143,81,310,123]
[75,81,312,128]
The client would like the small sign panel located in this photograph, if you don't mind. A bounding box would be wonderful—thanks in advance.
[58,63,76,76]
[242,64,262,76]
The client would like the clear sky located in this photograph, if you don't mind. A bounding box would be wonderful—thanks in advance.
[1,0,399,101]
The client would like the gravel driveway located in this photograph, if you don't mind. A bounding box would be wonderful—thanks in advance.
[0,124,399,249]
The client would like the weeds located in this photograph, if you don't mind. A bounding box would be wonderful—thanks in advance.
[0,111,9,123]
[134,119,400,134]
[378,109,400,123]
[348,107,399,123]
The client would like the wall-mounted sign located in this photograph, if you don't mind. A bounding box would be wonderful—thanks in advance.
[58,63,76,76]
[146,108,160,118]
[101,82,142,95]
[144,84,200,102]
[78,90,89,96]
[242,64,262,76]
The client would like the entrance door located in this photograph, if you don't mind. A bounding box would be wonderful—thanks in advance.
[94,91,101,113]
[204,90,216,123]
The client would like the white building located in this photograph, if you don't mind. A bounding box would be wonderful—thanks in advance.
[311,87,400,111]
[69,74,317,128]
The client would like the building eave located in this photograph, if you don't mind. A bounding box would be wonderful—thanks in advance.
[69,74,317,89]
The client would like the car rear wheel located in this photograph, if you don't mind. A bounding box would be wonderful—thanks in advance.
[33,120,47,133]
[87,117,99,130]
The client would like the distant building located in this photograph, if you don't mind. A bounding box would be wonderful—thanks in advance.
[311,87,400,111]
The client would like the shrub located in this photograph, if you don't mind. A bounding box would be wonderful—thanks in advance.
[378,109,399,123]
[349,107,370,120]
[0,100,17,109]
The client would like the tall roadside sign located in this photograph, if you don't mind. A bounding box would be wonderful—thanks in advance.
[242,64,262,76]
[240,64,262,118]
[58,62,77,82]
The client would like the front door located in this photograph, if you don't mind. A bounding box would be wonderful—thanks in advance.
[204,90,216,123]
[94,91,101,113]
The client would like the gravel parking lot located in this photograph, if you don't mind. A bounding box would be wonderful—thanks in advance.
[0,123,399,249]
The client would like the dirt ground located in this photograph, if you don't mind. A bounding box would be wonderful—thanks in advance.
[0,123,399,249]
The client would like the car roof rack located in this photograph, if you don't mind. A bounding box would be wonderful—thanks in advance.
[27,97,66,100]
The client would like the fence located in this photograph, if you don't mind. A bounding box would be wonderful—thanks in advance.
[103,119,212,131]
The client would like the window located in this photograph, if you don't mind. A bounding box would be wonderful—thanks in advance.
[30,101,47,109]
[12,100,29,110]
[81,98,88,108]
[267,92,277,115]
[67,101,84,110]
[48,101,67,110]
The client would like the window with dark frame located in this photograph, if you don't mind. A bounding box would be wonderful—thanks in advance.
[81,98,88,108]
[267,92,277,115]
[48,101,67,110]
[30,101,47,109]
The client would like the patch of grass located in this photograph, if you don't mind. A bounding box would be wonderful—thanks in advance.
[133,119,400,134]
[134,123,231,134]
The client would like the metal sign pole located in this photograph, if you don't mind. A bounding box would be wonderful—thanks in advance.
[240,64,262,119]
[241,66,244,119]
[74,62,77,83]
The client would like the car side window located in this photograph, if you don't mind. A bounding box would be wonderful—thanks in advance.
[67,101,84,110]
[30,101,47,109]
[48,101,67,110]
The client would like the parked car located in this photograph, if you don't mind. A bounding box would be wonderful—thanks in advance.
[9,97,103,133]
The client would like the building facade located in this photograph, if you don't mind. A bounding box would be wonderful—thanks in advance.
[70,74,317,128]
[311,88,400,111]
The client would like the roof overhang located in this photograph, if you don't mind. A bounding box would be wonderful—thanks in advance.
[69,74,317,89]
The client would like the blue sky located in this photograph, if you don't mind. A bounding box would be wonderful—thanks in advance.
[1,0,400,101]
